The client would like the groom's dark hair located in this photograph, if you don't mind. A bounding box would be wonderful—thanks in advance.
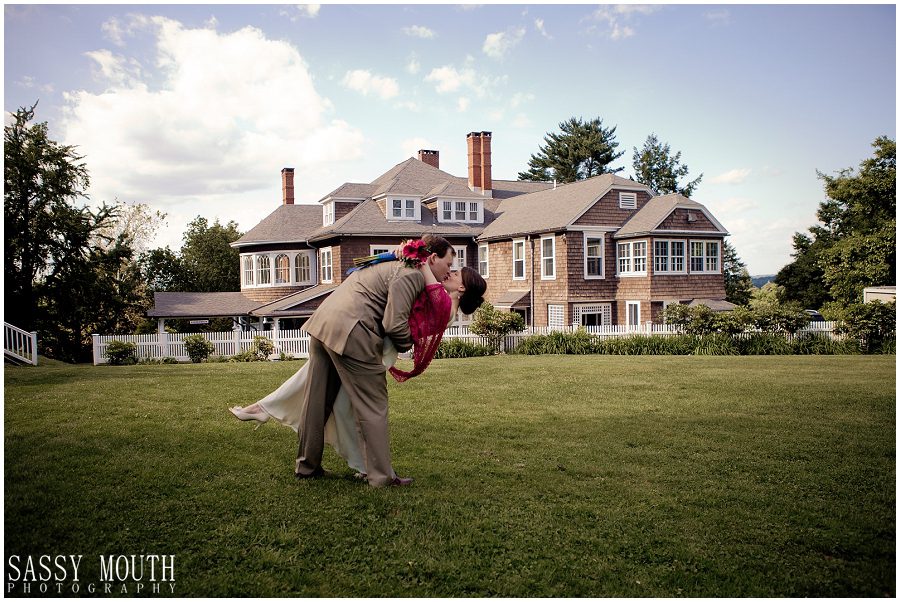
[421,234,454,259]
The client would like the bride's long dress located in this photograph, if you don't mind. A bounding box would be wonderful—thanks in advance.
[256,338,399,475]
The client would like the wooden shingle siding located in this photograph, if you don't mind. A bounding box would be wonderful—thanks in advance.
[334,201,359,222]
[657,208,717,231]
[573,189,654,227]
[242,286,314,303]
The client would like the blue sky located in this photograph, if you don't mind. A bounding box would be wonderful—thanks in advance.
[4,3,896,275]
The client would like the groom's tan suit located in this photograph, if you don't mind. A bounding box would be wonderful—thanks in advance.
[296,261,425,487]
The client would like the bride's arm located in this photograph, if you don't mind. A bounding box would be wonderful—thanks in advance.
[417,260,440,286]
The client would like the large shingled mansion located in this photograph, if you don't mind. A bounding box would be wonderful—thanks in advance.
[148,131,732,331]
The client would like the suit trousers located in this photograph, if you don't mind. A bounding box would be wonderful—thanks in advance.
[295,335,394,487]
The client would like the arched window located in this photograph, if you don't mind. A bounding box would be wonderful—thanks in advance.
[257,255,271,285]
[295,253,310,283]
[275,254,290,284]
[242,256,254,286]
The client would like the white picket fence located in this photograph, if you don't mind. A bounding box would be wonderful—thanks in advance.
[91,321,841,365]
[5,322,38,366]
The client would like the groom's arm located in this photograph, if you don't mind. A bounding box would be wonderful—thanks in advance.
[382,270,425,352]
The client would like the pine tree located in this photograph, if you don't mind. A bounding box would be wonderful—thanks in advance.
[518,117,624,183]
[631,133,703,197]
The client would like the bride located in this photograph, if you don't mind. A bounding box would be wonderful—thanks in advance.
[229,258,485,478]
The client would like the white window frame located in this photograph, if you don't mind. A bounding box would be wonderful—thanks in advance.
[689,240,721,274]
[386,197,420,221]
[242,255,254,286]
[452,246,467,270]
[548,304,565,331]
[617,240,648,277]
[438,198,482,224]
[626,301,641,328]
[256,255,272,285]
[294,252,313,284]
[478,244,489,278]
[540,235,556,280]
[619,192,638,209]
[369,244,392,257]
[512,238,526,281]
[653,239,687,274]
[274,253,290,285]
[583,230,605,280]
[320,247,333,283]
[323,201,335,226]
[573,303,612,327]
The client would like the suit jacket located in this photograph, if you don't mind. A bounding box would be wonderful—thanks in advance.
[304,261,425,365]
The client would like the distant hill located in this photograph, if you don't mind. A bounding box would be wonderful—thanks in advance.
[751,275,776,288]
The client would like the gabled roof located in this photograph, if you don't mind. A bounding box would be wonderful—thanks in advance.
[368,158,484,200]
[308,199,486,242]
[322,182,376,201]
[615,193,729,238]
[147,292,262,317]
[231,204,322,248]
[479,174,654,240]
[250,284,338,317]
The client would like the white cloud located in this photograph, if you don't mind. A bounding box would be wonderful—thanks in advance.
[406,54,420,75]
[341,69,399,100]
[512,113,531,128]
[704,10,731,27]
[483,27,526,60]
[509,92,534,109]
[395,100,420,112]
[85,49,143,87]
[281,5,320,20]
[534,18,552,40]
[59,15,364,235]
[401,137,432,160]
[583,4,660,40]
[710,168,752,185]
[403,25,435,39]
[424,64,502,98]
[101,17,127,46]
[16,75,54,94]
[457,97,471,112]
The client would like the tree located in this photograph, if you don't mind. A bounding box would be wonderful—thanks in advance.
[5,102,91,331]
[518,117,624,183]
[631,133,703,197]
[179,216,242,292]
[723,240,753,306]
[776,136,895,307]
[138,246,187,292]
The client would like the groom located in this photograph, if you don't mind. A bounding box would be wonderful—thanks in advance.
[295,236,456,487]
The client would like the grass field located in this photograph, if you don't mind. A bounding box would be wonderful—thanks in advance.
[4,355,895,596]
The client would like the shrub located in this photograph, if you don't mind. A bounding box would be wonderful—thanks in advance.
[435,339,493,359]
[184,334,214,363]
[733,333,793,355]
[470,303,525,354]
[105,340,137,365]
[278,351,298,361]
[138,356,178,365]
[229,336,275,362]
[750,302,809,334]
[791,333,858,356]
[833,301,896,353]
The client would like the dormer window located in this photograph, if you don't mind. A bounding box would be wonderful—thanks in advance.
[387,197,420,221]
[323,201,335,226]
[438,199,483,223]
[619,192,638,209]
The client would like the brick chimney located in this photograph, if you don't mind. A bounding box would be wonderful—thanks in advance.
[281,167,295,205]
[418,149,440,169]
[466,131,492,195]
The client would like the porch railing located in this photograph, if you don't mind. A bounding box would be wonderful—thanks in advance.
[91,321,842,365]
[5,322,38,366]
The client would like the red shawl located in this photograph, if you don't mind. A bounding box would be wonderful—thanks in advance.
[389,283,452,382]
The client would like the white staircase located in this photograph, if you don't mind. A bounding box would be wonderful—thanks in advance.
[4,322,38,366]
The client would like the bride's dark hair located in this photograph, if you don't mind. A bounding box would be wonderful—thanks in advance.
[459,267,487,315]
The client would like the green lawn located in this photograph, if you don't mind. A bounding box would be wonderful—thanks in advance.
[4,355,895,596]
